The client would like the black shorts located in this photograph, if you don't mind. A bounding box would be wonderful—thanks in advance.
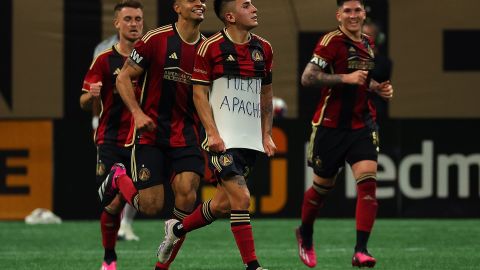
[96,144,132,186]
[208,148,258,182]
[307,126,379,178]
[132,144,205,190]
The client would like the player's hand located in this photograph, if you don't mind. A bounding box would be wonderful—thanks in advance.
[89,81,102,97]
[263,134,277,157]
[133,110,156,132]
[375,80,394,100]
[342,70,368,85]
[208,132,226,153]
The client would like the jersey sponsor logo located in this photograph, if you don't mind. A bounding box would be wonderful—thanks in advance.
[130,49,143,64]
[251,49,264,61]
[226,54,236,61]
[138,167,151,181]
[163,67,192,85]
[219,154,233,166]
[347,60,375,70]
[169,52,178,59]
[310,56,328,69]
[194,67,208,75]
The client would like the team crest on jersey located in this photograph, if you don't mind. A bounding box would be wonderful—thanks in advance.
[313,156,322,169]
[251,49,263,61]
[96,161,106,176]
[219,154,233,167]
[138,167,151,181]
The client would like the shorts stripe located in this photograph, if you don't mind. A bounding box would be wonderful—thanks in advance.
[131,144,138,183]
[307,125,317,164]
[211,156,222,172]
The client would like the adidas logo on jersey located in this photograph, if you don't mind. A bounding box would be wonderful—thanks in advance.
[169,52,178,59]
[226,54,236,61]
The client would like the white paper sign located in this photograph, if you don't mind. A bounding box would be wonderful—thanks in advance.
[210,76,264,152]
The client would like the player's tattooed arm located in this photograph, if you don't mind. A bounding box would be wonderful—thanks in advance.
[117,59,144,114]
[116,58,156,131]
[260,84,273,136]
[301,63,343,88]
[126,58,142,71]
[260,83,276,157]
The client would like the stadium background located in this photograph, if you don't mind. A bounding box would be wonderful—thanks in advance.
[0,0,479,221]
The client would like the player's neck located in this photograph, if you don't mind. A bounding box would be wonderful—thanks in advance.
[224,26,251,44]
[340,25,362,42]
[116,38,135,57]
[175,20,201,44]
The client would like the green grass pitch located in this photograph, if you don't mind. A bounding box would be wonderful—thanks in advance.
[1,219,479,269]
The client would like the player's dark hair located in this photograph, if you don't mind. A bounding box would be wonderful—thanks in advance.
[336,0,364,7]
[214,0,235,22]
[114,0,144,12]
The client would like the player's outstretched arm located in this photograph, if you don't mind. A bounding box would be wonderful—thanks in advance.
[260,84,276,157]
[301,63,368,88]
[116,59,155,131]
[193,84,225,153]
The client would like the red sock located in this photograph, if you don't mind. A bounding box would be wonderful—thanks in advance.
[182,200,215,232]
[154,261,168,270]
[117,175,138,209]
[231,210,257,264]
[100,211,120,250]
[356,180,378,232]
[301,186,327,226]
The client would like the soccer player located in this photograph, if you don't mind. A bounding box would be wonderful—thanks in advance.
[93,28,140,244]
[295,0,393,268]
[157,1,275,269]
[106,0,208,269]
[79,1,144,269]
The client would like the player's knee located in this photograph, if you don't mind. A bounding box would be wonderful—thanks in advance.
[175,190,197,209]
[175,185,198,202]
[210,198,230,218]
[235,192,251,210]
[104,195,125,215]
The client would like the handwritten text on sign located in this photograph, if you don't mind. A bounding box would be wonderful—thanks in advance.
[210,76,264,152]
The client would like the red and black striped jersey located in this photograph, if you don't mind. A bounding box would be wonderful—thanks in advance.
[309,28,376,129]
[129,24,205,147]
[82,45,138,146]
[191,28,273,85]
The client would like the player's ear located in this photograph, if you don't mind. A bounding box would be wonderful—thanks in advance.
[114,17,120,30]
[225,12,235,23]
[173,1,181,14]
[336,10,341,22]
